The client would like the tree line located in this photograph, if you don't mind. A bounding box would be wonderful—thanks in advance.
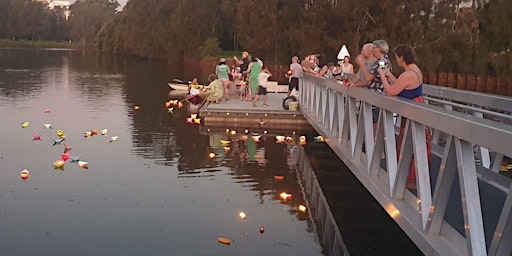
[0,0,511,77]
[0,0,118,44]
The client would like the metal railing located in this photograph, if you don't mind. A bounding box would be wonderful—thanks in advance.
[299,74,512,256]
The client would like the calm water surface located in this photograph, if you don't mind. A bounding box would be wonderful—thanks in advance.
[0,49,322,255]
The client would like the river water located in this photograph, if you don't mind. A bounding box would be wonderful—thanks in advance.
[0,49,323,255]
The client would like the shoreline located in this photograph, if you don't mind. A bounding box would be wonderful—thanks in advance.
[0,39,88,50]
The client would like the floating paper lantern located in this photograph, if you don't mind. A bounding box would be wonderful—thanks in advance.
[43,123,52,129]
[252,135,262,142]
[314,135,325,142]
[84,131,92,137]
[20,169,30,180]
[299,136,307,145]
[91,130,99,135]
[165,101,171,108]
[78,161,88,169]
[190,114,197,119]
[52,138,63,146]
[53,160,65,169]
[134,105,140,110]
[60,153,70,162]
[63,144,72,153]
[298,205,307,213]
[109,136,119,143]
[220,140,230,145]
[274,175,284,181]
[223,147,231,153]
[101,129,108,136]
[230,130,236,135]
[208,152,216,159]
[280,192,292,200]
[167,108,174,113]
[186,117,193,124]
[275,135,285,143]
[218,237,231,245]
[193,118,201,124]
[239,212,247,220]
[285,136,293,143]
[177,102,184,108]
[22,122,30,128]
[33,133,42,140]
[70,156,80,163]
[57,130,64,137]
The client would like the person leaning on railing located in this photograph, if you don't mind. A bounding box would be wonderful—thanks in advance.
[346,43,376,87]
[377,44,432,189]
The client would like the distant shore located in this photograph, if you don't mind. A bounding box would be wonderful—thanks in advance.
[0,39,87,49]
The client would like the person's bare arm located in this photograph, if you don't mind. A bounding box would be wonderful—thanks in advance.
[379,68,411,96]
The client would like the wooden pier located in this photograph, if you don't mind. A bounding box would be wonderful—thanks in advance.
[198,90,314,134]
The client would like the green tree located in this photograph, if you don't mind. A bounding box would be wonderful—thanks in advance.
[68,0,119,45]
[199,38,222,58]
[168,0,224,59]
[478,0,512,76]
[0,0,10,38]
[6,0,49,40]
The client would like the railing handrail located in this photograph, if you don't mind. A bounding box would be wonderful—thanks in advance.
[305,74,512,158]
[423,84,512,113]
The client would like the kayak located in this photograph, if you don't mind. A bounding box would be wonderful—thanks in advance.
[168,83,189,91]
[168,82,208,91]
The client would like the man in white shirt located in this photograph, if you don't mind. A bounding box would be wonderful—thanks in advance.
[253,68,273,107]
[287,56,303,96]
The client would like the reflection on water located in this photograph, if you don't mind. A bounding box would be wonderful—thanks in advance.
[0,49,323,255]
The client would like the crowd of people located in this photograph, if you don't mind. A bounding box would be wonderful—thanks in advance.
[293,40,431,189]
[206,51,273,108]
[201,40,430,188]
[205,40,428,115]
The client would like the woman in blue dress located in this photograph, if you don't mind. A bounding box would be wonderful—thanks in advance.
[378,44,432,189]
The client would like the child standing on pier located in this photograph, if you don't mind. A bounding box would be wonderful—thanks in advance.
[252,68,272,107]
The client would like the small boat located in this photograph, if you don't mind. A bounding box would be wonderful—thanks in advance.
[168,82,208,91]
[168,83,190,91]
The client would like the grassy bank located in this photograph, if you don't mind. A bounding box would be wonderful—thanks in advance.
[0,39,85,49]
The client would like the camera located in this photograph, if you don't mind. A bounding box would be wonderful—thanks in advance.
[378,61,386,70]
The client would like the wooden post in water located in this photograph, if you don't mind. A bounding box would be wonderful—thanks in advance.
[476,75,486,92]
[467,74,476,91]
[447,73,456,88]
[457,73,467,90]
[438,72,448,87]
[429,72,438,85]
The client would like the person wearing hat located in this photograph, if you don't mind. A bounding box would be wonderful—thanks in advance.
[216,58,230,101]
